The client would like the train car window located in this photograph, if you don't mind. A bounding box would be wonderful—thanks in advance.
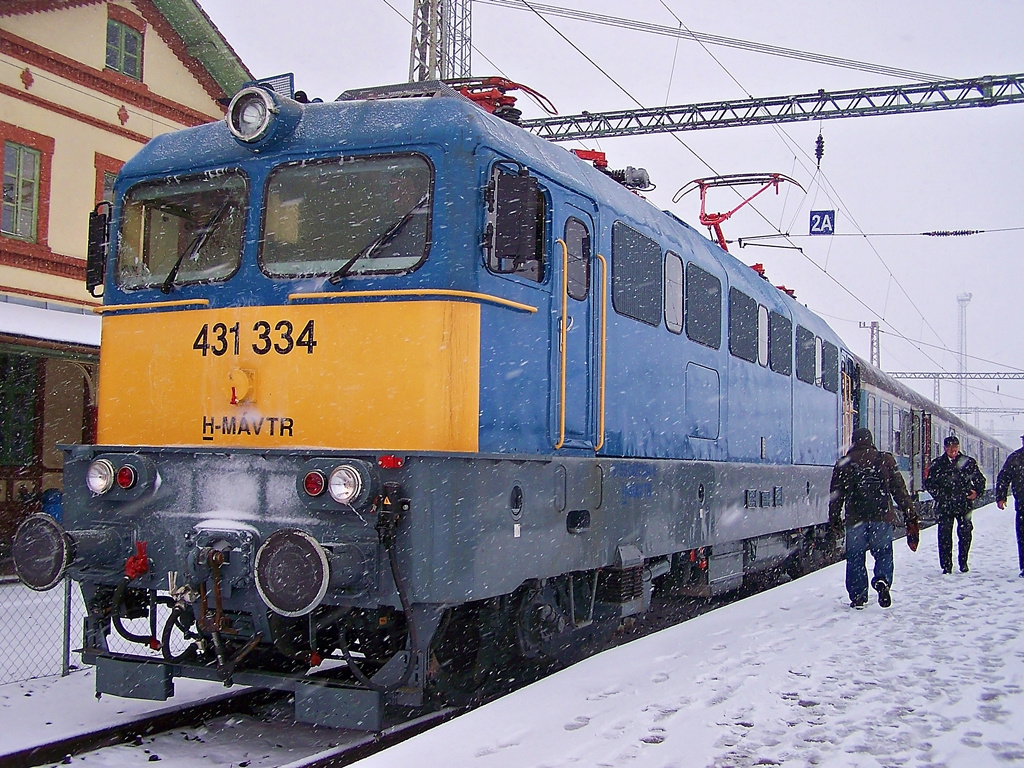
[611,221,662,326]
[795,325,815,384]
[685,263,722,348]
[484,164,544,281]
[757,304,769,367]
[821,340,839,392]
[664,251,684,334]
[564,217,590,300]
[262,154,432,278]
[117,170,247,290]
[769,312,792,375]
[728,287,757,362]
[867,393,877,437]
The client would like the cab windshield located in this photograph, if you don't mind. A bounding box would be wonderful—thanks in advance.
[260,154,431,278]
[116,171,247,291]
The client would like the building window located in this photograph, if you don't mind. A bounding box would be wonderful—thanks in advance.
[94,153,124,206]
[2,142,40,242]
[0,353,37,466]
[106,19,143,80]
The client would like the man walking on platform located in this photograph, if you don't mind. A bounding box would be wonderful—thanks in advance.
[996,433,1024,578]
[924,435,986,574]
[829,428,916,609]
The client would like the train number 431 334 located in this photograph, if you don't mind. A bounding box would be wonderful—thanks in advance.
[192,320,317,356]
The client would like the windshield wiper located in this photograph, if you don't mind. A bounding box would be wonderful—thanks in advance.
[328,193,428,285]
[160,202,231,294]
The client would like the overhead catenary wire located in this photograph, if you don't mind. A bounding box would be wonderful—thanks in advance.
[477,0,947,81]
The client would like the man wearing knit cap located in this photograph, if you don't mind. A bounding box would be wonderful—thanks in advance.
[924,435,986,574]
[829,427,916,609]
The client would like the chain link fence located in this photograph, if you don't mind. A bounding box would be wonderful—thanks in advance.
[0,578,191,687]
[0,577,85,685]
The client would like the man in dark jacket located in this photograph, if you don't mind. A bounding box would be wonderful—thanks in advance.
[924,435,986,574]
[996,433,1024,578]
[829,427,915,609]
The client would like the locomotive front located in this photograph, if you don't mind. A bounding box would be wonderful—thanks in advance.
[10,86,513,729]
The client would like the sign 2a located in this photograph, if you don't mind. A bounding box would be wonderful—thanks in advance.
[810,210,836,235]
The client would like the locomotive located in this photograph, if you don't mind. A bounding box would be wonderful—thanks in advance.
[12,79,1006,730]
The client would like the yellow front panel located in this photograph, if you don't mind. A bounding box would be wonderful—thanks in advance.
[96,302,480,452]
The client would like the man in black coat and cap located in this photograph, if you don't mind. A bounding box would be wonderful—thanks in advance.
[829,427,915,609]
[996,433,1024,578]
[924,435,986,574]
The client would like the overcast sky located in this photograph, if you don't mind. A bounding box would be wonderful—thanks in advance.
[198,0,1024,442]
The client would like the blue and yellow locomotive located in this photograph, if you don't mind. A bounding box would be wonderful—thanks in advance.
[12,79,1005,730]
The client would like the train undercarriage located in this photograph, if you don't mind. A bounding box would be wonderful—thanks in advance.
[13,447,837,730]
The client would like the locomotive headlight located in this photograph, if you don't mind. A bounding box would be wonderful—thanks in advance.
[328,465,363,505]
[227,87,277,143]
[86,458,115,495]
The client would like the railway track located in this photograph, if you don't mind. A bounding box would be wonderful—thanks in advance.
[6,565,813,767]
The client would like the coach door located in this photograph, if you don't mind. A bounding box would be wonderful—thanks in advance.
[554,203,600,449]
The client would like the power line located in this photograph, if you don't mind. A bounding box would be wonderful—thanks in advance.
[477,0,945,81]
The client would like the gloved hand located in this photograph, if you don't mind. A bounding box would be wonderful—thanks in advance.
[905,511,920,552]
[998,499,1007,510]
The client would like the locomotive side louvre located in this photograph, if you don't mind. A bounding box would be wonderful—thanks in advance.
[17,84,1002,730]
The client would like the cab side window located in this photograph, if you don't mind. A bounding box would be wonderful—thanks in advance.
[484,164,545,282]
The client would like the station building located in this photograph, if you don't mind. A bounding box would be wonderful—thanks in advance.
[0,0,250,573]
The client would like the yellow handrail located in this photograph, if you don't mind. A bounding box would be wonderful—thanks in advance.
[596,253,608,451]
[289,288,537,313]
[554,239,569,450]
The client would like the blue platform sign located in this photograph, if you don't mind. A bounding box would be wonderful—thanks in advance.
[810,209,836,235]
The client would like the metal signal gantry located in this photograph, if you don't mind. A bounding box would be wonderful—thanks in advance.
[519,73,1024,141]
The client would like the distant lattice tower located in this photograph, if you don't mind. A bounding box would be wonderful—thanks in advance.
[409,0,472,82]
[957,292,972,411]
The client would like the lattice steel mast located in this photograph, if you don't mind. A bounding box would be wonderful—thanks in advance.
[409,0,472,82]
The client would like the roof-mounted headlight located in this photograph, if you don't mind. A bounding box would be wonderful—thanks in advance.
[227,87,277,143]
[226,86,303,148]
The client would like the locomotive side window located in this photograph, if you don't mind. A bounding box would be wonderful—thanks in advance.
[795,325,816,384]
[484,164,544,282]
[664,251,684,334]
[611,221,662,326]
[564,217,590,300]
[117,170,247,290]
[769,311,792,375]
[685,263,721,348]
[821,340,839,392]
[728,287,757,363]
[262,154,432,278]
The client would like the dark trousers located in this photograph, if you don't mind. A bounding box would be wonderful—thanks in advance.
[845,521,894,601]
[937,511,973,572]
[1015,500,1024,571]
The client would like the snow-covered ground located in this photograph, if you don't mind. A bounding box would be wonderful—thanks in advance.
[353,503,1024,768]
[2,503,1022,767]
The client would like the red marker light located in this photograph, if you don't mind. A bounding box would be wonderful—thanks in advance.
[377,455,404,470]
[116,465,137,490]
[304,471,326,496]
